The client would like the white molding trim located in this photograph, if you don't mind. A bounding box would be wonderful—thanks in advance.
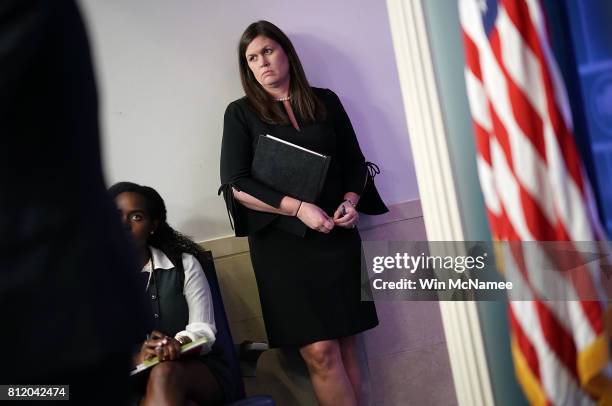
[358,198,422,230]
[199,236,249,259]
[386,1,495,405]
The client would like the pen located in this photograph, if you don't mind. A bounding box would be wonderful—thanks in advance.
[146,333,166,349]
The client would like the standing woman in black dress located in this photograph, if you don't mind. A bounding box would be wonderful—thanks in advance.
[219,20,379,405]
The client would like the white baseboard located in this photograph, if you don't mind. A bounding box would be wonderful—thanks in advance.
[358,198,422,230]
[199,235,249,259]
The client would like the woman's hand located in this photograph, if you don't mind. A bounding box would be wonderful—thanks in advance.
[137,330,182,363]
[137,333,163,363]
[333,200,359,228]
[159,336,181,361]
[296,202,334,233]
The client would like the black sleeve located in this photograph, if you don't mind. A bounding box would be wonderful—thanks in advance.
[220,101,285,207]
[219,101,286,236]
[327,89,367,195]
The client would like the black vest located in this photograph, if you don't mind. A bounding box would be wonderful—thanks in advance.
[146,259,189,337]
[141,253,224,359]
[140,251,235,402]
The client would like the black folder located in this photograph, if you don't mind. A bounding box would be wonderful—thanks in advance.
[251,134,331,203]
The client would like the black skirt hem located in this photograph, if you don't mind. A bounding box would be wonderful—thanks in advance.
[266,319,379,349]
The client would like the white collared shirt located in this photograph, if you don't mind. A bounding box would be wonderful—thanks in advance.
[142,246,216,353]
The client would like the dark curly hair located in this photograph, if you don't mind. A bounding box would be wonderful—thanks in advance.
[108,182,203,267]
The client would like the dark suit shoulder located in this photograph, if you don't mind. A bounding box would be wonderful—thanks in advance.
[225,96,248,114]
[226,96,262,123]
[228,95,249,106]
[312,87,342,109]
[312,86,334,99]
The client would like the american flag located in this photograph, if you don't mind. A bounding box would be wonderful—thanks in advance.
[459,0,612,404]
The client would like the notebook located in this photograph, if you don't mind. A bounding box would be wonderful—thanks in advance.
[130,336,208,376]
[251,134,331,203]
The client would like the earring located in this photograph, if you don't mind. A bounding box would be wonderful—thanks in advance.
[150,230,155,235]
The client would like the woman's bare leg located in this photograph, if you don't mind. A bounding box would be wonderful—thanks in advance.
[299,340,357,406]
[338,336,362,404]
[141,358,222,406]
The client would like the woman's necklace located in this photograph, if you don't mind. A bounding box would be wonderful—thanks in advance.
[275,95,291,102]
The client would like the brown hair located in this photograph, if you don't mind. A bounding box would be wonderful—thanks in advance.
[238,20,325,124]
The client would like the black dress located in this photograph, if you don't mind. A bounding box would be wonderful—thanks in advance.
[220,88,378,347]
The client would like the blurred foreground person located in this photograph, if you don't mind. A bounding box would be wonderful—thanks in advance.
[0,1,147,403]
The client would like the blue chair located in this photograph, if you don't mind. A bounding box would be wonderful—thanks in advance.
[196,250,274,406]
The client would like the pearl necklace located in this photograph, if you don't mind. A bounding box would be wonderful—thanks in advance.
[275,95,291,102]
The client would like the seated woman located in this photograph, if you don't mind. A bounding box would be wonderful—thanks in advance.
[109,182,228,406]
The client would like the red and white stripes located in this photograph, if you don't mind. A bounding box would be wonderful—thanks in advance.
[459,0,611,404]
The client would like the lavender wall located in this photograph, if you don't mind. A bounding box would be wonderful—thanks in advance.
[80,0,418,241]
